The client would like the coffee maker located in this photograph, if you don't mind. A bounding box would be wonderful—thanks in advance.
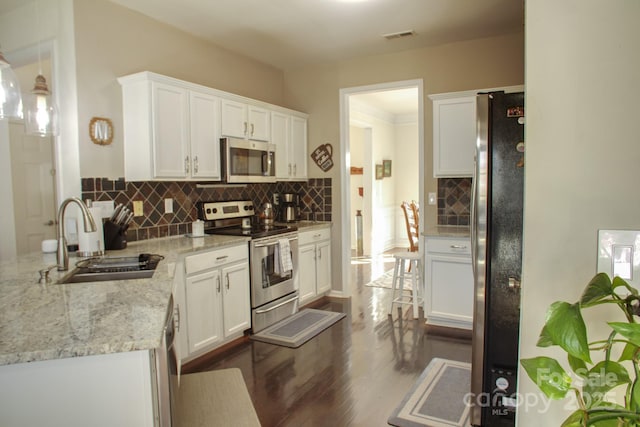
[279,193,300,222]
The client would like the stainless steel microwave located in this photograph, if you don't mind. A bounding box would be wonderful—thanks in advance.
[221,137,276,183]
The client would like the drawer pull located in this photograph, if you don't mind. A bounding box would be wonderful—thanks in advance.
[216,256,228,262]
[450,245,467,249]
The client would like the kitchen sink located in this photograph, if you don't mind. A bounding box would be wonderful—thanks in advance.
[58,269,156,284]
[57,253,162,284]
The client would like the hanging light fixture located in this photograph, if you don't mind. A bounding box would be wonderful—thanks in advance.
[24,0,59,137]
[0,47,22,120]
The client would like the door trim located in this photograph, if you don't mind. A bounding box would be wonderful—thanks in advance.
[339,79,425,298]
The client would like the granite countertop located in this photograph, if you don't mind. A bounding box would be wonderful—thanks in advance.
[0,234,249,367]
[422,225,470,238]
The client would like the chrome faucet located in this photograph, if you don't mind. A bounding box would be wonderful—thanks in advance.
[56,197,97,271]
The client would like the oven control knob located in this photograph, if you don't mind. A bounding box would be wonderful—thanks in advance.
[206,208,211,214]
[212,208,218,214]
[244,205,250,211]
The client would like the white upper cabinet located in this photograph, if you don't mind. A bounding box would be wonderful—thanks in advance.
[152,82,190,178]
[221,99,270,141]
[430,86,524,178]
[271,111,308,181]
[119,72,221,181]
[431,95,476,178]
[119,71,309,181]
[272,111,290,180]
[290,115,308,180]
[189,91,221,179]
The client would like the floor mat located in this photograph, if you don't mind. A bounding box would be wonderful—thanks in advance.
[250,308,346,348]
[388,358,471,427]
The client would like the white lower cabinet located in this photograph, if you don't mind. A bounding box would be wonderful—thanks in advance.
[298,227,332,305]
[424,236,474,330]
[183,244,250,359]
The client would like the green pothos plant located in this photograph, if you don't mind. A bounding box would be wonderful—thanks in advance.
[521,272,640,426]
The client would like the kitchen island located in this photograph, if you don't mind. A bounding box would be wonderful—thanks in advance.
[0,233,249,427]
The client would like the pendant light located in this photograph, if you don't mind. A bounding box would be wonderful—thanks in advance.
[0,47,22,120]
[23,1,59,137]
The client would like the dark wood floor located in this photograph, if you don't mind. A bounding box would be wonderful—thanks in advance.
[184,250,472,427]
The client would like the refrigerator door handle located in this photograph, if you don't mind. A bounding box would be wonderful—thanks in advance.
[471,154,478,278]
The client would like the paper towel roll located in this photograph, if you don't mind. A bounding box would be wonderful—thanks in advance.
[78,206,105,256]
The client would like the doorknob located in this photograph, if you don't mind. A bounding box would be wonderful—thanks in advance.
[44,220,55,226]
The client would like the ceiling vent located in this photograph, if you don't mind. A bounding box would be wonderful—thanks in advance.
[382,30,415,40]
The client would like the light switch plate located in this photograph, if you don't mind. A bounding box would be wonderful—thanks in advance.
[597,229,640,287]
[428,192,436,205]
[164,198,173,214]
[133,200,144,217]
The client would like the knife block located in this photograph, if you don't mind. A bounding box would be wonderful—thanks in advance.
[103,220,127,250]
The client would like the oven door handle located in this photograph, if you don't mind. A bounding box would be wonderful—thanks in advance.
[254,237,298,248]
[254,294,299,314]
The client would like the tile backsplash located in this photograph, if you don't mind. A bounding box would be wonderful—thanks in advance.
[82,178,332,242]
[437,178,471,226]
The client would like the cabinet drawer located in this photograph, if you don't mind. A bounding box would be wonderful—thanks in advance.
[426,238,471,255]
[298,228,331,245]
[185,244,248,275]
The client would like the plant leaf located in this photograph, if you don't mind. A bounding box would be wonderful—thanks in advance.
[582,361,630,408]
[537,325,555,347]
[560,409,584,427]
[545,302,592,363]
[631,380,640,412]
[618,342,639,362]
[568,353,588,378]
[521,356,572,399]
[612,275,638,296]
[609,322,640,348]
[581,273,614,307]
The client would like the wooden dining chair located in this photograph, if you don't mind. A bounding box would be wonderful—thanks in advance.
[401,201,419,252]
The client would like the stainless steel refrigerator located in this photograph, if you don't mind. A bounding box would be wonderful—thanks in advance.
[470,91,524,427]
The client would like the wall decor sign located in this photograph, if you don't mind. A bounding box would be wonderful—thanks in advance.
[89,117,114,145]
[311,143,334,172]
[383,160,392,177]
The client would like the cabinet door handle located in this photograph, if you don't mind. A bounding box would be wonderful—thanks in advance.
[288,163,292,175]
[226,274,230,290]
[317,249,321,260]
[250,123,254,136]
[450,245,467,249]
[216,276,221,293]
[193,156,199,173]
[293,164,296,176]
[243,122,248,135]
[184,156,190,174]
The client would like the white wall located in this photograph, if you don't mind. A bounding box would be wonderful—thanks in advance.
[518,0,640,424]
[394,119,419,245]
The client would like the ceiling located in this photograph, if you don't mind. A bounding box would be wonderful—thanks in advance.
[0,0,523,114]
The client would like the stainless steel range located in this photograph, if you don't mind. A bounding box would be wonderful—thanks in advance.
[197,200,299,332]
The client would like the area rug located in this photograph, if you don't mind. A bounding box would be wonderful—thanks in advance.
[175,368,261,427]
[250,308,346,348]
[365,269,395,288]
[388,358,471,427]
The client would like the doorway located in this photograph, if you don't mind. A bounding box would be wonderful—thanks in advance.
[0,52,58,259]
[339,80,424,297]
